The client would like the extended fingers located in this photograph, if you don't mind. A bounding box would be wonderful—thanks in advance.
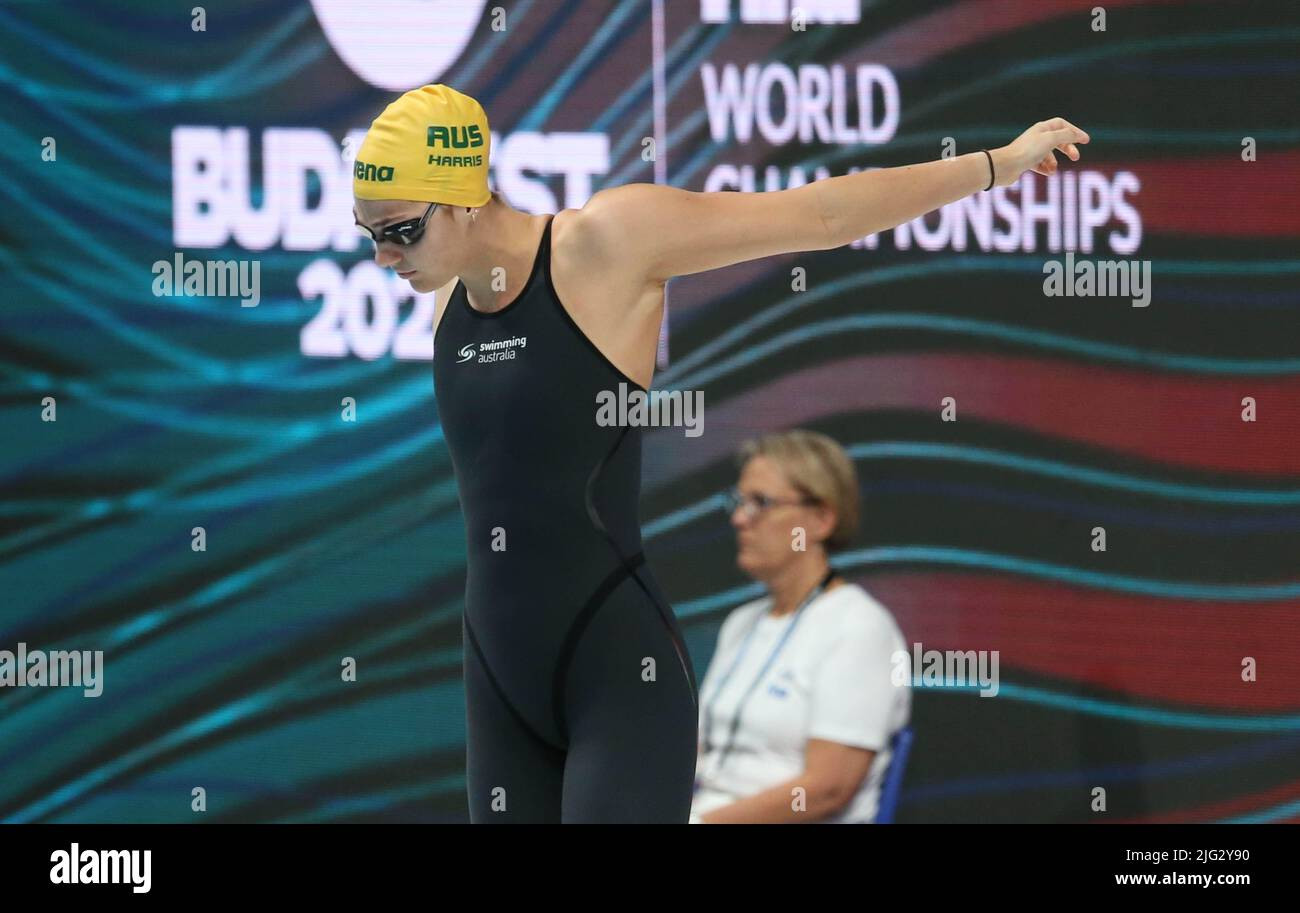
[1050,126,1088,160]
[1022,118,1089,175]
[1045,116,1090,142]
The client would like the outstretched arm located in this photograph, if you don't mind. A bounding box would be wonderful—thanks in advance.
[584,118,1089,285]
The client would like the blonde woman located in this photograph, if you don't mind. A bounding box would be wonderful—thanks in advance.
[692,431,910,823]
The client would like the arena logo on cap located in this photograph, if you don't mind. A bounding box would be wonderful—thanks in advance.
[310,0,488,90]
[354,159,395,182]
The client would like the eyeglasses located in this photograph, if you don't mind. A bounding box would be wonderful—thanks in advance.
[354,201,438,246]
[723,486,819,519]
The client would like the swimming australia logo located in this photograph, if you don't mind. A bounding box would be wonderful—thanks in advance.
[457,337,527,365]
[310,0,489,90]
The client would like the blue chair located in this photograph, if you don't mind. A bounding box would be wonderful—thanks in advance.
[872,726,914,823]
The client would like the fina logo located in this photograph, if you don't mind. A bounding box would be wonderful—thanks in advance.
[700,0,859,23]
[457,345,476,363]
[310,0,489,90]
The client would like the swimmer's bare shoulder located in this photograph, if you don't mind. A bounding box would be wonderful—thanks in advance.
[575,182,836,293]
[432,274,460,338]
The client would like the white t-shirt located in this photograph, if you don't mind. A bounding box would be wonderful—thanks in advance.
[691,582,910,823]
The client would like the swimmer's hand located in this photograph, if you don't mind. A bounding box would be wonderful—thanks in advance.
[991,118,1090,187]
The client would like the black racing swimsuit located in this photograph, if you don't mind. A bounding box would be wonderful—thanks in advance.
[433,214,699,822]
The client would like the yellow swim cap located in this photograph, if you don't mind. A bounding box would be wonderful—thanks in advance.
[353,83,492,207]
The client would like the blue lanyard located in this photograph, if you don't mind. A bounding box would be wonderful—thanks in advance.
[700,569,836,776]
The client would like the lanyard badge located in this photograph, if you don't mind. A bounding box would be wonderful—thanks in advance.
[699,569,837,778]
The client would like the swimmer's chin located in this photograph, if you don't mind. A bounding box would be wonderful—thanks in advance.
[407,274,439,294]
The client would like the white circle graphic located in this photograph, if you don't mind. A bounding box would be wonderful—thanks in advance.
[311,0,489,91]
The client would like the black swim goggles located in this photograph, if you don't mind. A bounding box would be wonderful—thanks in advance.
[354,201,438,246]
